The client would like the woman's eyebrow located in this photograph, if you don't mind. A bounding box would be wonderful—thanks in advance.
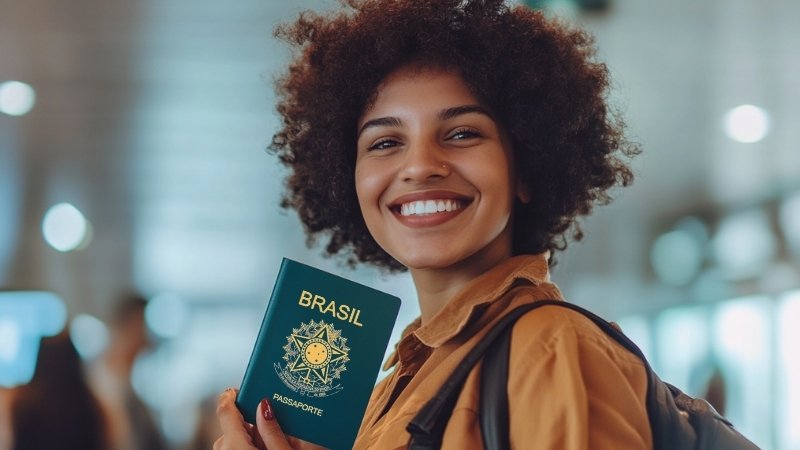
[438,104,494,121]
[358,116,402,137]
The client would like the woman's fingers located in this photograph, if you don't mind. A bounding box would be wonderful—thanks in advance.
[248,423,267,450]
[254,399,330,450]
[255,398,295,450]
[214,393,326,450]
[214,388,257,450]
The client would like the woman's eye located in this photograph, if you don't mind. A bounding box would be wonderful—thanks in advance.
[448,128,481,140]
[368,139,399,151]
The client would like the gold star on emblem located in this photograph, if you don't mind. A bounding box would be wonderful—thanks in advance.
[289,323,348,384]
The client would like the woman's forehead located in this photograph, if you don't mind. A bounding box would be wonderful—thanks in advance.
[359,65,481,121]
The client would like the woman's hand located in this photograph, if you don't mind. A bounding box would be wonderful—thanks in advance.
[214,388,327,450]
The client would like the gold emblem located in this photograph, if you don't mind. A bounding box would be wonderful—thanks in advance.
[275,320,350,397]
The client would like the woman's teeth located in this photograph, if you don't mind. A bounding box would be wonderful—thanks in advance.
[399,199,463,216]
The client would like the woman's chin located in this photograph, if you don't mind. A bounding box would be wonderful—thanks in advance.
[393,253,463,273]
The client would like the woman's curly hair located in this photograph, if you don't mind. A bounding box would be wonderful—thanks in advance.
[271,0,639,272]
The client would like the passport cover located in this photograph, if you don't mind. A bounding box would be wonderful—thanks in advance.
[236,258,401,450]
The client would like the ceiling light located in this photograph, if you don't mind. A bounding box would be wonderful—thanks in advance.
[0,81,36,116]
[42,203,90,252]
[723,105,770,143]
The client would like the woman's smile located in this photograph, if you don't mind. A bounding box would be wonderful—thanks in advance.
[398,199,465,216]
[389,190,472,226]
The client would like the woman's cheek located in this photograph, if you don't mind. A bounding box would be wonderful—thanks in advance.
[355,163,386,206]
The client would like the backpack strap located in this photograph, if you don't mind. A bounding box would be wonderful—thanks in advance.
[406,300,561,449]
[478,313,512,450]
[478,300,654,449]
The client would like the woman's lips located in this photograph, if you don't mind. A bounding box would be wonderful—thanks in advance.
[388,191,472,228]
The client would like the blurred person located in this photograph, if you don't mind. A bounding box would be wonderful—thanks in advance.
[9,331,109,450]
[89,292,168,450]
[0,387,13,450]
[689,359,729,417]
[185,396,223,450]
[702,366,728,416]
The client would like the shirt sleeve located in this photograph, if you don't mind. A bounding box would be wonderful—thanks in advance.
[507,308,652,450]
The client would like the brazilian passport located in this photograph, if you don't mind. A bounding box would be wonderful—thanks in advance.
[236,258,401,450]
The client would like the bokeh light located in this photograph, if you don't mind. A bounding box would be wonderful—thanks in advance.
[145,293,188,339]
[778,291,800,447]
[42,203,91,252]
[0,319,22,363]
[0,291,66,387]
[723,104,770,143]
[780,191,800,260]
[651,229,705,286]
[70,314,109,360]
[0,80,36,116]
[711,209,777,280]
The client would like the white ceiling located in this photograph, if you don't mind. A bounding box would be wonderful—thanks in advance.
[1,0,798,319]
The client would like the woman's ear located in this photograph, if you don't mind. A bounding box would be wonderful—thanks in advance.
[516,180,532,204]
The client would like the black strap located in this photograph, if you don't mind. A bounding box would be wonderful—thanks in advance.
[479,314,511,450]
[406,301,562,449]
[480,301,656,450]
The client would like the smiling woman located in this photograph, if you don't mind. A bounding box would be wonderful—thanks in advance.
[214,1,648,449]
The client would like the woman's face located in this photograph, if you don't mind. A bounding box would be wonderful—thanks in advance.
[355,65,524,273]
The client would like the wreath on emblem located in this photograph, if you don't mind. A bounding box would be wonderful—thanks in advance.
[274,320,350,398]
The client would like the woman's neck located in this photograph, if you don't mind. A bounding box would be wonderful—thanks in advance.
[410,248,513,324]
[411,269,473,323]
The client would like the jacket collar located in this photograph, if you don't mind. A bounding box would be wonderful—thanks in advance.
[381,253,554,371]
[412,252,552,348]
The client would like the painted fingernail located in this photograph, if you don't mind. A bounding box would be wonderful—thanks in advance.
[260,398,274,421]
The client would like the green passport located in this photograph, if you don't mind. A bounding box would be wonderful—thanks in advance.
[236,258,401,450]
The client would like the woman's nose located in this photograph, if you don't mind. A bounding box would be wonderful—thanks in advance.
[398,140,450,182]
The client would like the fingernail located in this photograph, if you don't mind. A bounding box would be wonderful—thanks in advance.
[260,398,274,421]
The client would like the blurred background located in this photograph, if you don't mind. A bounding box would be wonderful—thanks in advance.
[0,0,798,448]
